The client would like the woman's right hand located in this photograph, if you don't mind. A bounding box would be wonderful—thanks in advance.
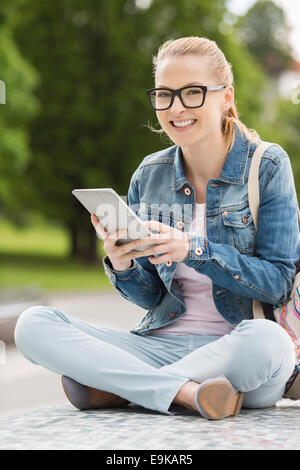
[90,213,155,272]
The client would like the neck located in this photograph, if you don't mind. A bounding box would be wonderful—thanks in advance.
[181,129,227,184]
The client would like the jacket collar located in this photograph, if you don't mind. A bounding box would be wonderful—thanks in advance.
[173,123,251,191]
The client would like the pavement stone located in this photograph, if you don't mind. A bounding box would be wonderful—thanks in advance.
[0,399,299,450]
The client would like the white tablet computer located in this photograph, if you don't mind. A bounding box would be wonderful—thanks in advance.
[72,188,157,252]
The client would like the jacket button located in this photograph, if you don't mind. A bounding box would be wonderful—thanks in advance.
[223,211,228,216]
[195,247,203,256]
[184,187,191,196]
[242,215,248,224]
[165,260,172,267]
[169,312,175,319]
[177,221,184,229]
[234,274,239,279]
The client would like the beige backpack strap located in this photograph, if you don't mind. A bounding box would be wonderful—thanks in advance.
[249,142,300,230]
[249,142,300,319]
[248,142,275,319]
[248,142,274,230]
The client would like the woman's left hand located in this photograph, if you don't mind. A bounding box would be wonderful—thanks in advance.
[140,220,190,264]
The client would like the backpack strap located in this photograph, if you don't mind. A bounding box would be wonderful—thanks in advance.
[248,142,274,230]
[249,142,300,230]
[248,142,300,318]
[248,142,276,319]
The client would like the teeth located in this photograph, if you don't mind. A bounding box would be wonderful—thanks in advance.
[173,119,196,128]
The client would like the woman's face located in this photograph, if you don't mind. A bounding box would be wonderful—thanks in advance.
[154,55,233,147]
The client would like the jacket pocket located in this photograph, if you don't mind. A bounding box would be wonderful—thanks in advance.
[222,205,256,254]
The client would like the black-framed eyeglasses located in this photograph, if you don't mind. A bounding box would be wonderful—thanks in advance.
[146,85,226,110]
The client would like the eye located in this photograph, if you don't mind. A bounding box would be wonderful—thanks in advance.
[187,89,201,95]
[158,91,171,98]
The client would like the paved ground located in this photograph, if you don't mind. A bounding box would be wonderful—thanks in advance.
[1,290,144,418]
[1,400,300,450]
[1,289,300,450]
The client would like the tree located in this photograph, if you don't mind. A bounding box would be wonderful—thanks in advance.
[0,0,39,221]
[235,0,293,75]
[258,96,300,196]
[13,0,266,263]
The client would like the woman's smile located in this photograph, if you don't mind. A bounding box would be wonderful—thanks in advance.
[170,118,198,131]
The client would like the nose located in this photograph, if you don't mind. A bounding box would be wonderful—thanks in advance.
[170,95,185,114]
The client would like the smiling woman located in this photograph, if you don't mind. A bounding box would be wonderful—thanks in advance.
[148,37,258,155]
[14,36,300,421]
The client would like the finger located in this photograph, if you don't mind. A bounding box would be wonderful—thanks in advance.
[118,237,162,257]
[96,225,108,241]
[91,214,108,240]
[130,244,167,258]
[121,245,167,262]
[148,254,171,264]
[91,213,98,227]
[135,235,167,246]
[147,233,170,241]
[140,220,170,233]
[107,229,128,244]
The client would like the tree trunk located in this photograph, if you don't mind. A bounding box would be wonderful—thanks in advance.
[68,216,98,265]
[69,220,78,258]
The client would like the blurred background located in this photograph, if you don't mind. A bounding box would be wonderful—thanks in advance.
[1,0,300,417]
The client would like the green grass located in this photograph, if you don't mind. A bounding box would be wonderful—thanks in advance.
[0,217,113,292]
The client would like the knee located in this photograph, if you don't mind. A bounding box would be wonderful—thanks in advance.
[14,305,57,357]
[233,319,295,369]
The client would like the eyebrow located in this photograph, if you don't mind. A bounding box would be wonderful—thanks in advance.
[156,81,204,88]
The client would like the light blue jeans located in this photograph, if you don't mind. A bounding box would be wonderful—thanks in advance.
[14,306,296,415]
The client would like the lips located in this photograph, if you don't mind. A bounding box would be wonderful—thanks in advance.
[170,119,197,129]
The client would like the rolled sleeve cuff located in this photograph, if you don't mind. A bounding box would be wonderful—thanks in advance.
[102,255,138,284]
[182,234,210,267]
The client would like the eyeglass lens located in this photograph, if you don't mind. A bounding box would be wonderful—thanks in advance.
[150,87,204,109]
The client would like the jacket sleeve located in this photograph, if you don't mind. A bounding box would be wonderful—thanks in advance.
[102,167,165,310]
[182,154,300,305]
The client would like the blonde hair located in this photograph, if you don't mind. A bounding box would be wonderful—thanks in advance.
[146,36,259,153]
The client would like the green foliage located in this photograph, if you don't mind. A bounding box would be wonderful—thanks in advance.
[13,0,265,214]
[0,0,272,263]
[235,0,300,197]
[236,0,293,74]
[0,0,39,218]
[257,97,300,196]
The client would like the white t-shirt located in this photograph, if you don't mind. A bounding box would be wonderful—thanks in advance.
[149,203,234,336]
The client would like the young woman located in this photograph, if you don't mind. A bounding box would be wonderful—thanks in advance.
[14,36,299,420]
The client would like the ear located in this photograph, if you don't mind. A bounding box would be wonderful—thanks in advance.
[222,86,234,112]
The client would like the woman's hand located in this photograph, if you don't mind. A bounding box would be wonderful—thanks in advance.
[90,213,160,271]
[139,220,190,265]
[91,213,190,269]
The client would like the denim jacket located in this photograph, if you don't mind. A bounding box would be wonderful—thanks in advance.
[102,125,300,336]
